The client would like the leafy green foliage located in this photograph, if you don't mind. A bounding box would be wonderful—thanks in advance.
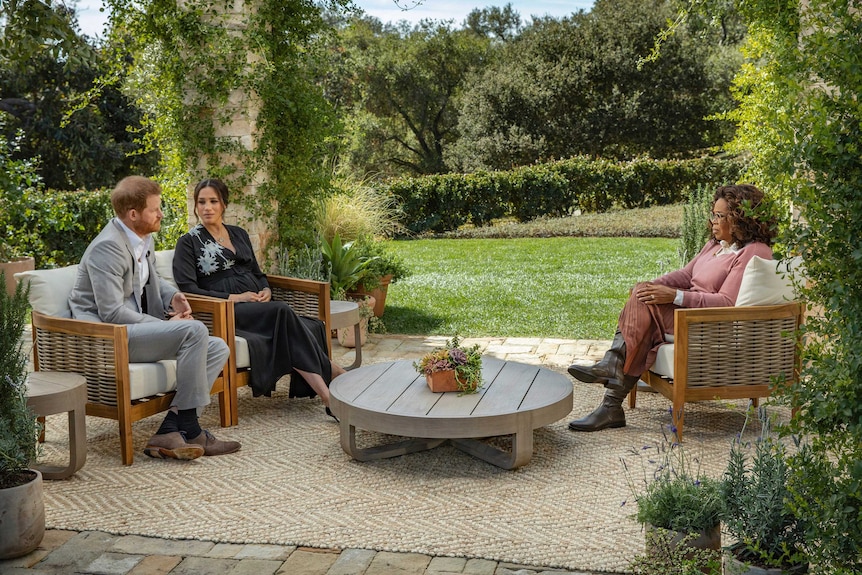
[678,185,713,266]
[320,234,373,299]
[452,0,740,171]
[712,0,862,569]
[623,426,724,534]
[387,155,742,234]
[0,10,158,190]
[0,134,113,266]
[0,273,38,485]
[106,0,348,256]
[325,17,489,177]
[629,528,721,575]
[723,410,807,570]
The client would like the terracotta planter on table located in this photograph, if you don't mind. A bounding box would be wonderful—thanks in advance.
[426,370,470,393]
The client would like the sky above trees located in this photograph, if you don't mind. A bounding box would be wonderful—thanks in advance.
[72,0,596,37]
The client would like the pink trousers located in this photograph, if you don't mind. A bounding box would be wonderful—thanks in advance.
[618,282,678,378]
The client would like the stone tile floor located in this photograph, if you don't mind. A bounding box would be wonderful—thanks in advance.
[4,333,618,575]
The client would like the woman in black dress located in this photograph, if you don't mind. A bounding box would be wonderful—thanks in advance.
[173,178,345,419]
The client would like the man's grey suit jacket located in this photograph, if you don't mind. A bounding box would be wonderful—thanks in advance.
[69,218,176,324]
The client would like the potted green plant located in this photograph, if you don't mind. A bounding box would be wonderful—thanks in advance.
[622,425,724,571]
[335,294,380,349]
[722,409,808,575]
[413,336,483,394]
[0,271,44,559]
[350,237,410,318]
[320,234,375,300]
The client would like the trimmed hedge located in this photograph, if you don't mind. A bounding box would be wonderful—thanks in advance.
[2,187,113,268]
[386,155,745,234]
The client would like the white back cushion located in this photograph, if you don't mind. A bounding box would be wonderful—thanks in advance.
[154,249,177,289]
[735,256,803,307]
[15,266,79,318]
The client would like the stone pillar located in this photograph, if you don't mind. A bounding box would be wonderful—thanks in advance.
[181,0,272,264]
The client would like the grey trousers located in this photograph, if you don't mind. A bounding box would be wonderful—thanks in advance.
[126,320,230,411]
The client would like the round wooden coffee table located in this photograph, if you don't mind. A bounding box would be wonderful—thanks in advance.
[329,357,573,469]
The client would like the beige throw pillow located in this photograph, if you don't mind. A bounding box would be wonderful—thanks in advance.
[735,255,803,306]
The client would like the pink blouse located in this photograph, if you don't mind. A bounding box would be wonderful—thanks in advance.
[655,240,774,308]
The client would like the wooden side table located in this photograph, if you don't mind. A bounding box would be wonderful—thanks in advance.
[26,372,87,480]
[329,299,363,370]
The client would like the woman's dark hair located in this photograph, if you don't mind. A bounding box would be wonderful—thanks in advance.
[193,178,230,219]
[711,184,776,246]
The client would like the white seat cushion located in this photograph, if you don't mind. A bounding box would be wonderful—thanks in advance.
[128,360,178,400]
[235,335,250,369]
[15,266,78,318]
[652,343,675,378]
[736,255,803,306]
[154,249,177,289]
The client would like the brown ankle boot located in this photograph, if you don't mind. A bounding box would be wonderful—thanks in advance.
[568,375,639,432]
[568,331,626,386]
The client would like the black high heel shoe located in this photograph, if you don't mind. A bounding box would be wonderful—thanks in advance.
[325,407,339,423]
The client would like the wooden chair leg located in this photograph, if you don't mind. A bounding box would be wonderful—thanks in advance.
[118,408,135,466]
[37,416,46,443]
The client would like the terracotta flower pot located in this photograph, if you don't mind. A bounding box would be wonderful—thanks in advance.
[426,370,469,393]
[1,256,35,297]
[350,274,392,317]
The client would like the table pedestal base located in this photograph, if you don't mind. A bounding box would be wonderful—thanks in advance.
[340,420,533,470]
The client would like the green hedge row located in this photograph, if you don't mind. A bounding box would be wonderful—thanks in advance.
[386,155,745,234]
[2,187,113,268]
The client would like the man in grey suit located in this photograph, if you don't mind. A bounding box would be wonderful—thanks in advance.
[70,176,240,460]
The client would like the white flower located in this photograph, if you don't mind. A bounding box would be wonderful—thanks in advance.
[202,241,221,257]
[198,252,219,275]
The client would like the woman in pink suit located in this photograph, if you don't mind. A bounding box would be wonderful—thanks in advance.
[567,184,776,432]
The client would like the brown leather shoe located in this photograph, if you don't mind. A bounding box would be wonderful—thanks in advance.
[187,430,241,456]
[144,431,205,460]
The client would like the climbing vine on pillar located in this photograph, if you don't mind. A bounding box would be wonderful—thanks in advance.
[105,0,348,255]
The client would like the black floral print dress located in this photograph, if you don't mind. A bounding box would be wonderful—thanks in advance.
[173,224,331,398]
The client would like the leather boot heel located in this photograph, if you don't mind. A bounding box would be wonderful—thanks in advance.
[568,404,626,432]
[569,374,639,432]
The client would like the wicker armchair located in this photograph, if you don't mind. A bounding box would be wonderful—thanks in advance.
[17,265,232,465]
[630,302,804,441]
[154,250,332,426]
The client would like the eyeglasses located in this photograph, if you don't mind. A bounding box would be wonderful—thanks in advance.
[709,212,728,223]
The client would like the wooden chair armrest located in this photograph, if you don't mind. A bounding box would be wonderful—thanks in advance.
[674,302,804,326]
[266,274,331,341]
[184,294,232,341]
[30,311,130,405]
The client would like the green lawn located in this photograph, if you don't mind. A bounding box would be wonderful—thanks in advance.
[382,236,679,339]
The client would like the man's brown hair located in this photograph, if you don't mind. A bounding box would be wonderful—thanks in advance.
[111,176,162,217]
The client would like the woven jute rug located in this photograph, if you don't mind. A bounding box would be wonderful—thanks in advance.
[38,364,785,573]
